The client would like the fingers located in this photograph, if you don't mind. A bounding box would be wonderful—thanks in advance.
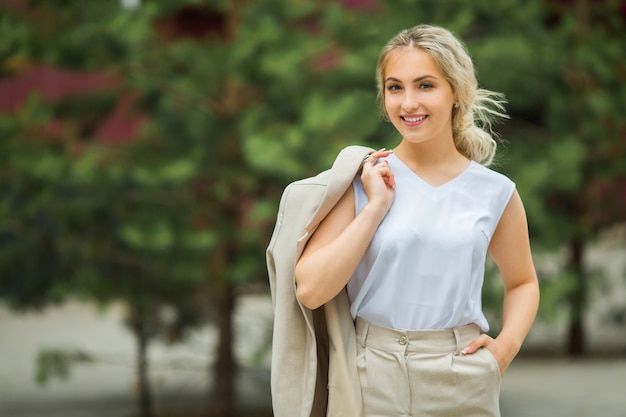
[380,161,395,188]
[462,334,509,375]
[365,148,393,166]
[461,334,492,355]
[360,149,395,212]
[362,155,395,189]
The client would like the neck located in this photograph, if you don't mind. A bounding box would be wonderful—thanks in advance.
[393,136,466,168]
[392,139,471,187]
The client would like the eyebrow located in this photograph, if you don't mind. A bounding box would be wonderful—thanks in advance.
[385,75,437,83]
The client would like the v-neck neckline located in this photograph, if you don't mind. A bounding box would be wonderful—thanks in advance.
[389,153,474,195]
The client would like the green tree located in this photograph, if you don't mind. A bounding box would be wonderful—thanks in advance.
[2,2,387,416]
[3,5,625,417]
[129,2,388,414]
[1,4,213,417]
[470,0,626,354]
[533,0,626,355]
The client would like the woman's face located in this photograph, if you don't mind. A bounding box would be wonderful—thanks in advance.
[383,48,456,145]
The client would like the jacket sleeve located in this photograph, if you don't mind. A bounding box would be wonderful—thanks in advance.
[266,145,374,417]
[267,181,328,417]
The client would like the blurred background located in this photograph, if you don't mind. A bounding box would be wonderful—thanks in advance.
[0,0,625,416]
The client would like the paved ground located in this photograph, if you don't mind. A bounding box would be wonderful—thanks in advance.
[1,298,625,417]
[1,358,625,417]
[500,358,626,417]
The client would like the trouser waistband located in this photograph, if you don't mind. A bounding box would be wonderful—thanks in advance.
[355,317,480,355]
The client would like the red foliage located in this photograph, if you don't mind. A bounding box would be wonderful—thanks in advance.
[0,66,144,144]
[94,92,146,145]
[312,48,343,72]
[0,66,119,113]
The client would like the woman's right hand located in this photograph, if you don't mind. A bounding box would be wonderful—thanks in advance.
[361,149,395,215]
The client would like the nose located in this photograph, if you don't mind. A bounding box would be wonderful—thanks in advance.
[402,89,420,112]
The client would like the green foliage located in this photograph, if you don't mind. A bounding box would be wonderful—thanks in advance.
[0,97,69,307]
[538,271,579,321]
[35,349,93,385]
[2,0,625,383]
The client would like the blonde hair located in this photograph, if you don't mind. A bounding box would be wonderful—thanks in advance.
[376,24,507,166]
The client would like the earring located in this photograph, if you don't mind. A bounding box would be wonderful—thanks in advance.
[454,102,460,109]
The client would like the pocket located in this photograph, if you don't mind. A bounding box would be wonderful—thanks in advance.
[479,347,503,381]
[451,349,502,416]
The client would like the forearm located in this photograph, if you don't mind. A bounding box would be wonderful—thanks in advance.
[496,279,540,354]
[295,203,386,309]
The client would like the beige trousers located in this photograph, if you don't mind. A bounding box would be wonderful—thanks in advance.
[355,318,501,417]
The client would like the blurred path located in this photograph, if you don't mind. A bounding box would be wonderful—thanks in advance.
[1,299,625,417]
[501,357,626,417]
[0,297,273,416]
[2,358,625,417]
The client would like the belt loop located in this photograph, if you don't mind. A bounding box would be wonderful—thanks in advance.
[452,327,462,355]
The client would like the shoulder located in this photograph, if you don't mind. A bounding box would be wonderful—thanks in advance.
[466,163,516,221]
[469,162,515,190]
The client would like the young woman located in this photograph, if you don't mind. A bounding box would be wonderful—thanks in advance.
[294,24,539,416]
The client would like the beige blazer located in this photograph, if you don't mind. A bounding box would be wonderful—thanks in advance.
[267,145,374,417]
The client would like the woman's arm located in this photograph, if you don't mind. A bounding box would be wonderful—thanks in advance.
[462,190,540,374]
[295,150,394,310]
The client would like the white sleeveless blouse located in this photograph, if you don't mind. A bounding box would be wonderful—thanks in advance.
[347,153,515,331]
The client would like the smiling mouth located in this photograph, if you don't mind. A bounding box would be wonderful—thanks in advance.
[402,115,427,123]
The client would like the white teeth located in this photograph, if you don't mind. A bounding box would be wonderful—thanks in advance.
[404,115,427,123]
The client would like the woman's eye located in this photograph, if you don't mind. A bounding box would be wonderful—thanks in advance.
[419,83,433,89]
[386,84,401,91]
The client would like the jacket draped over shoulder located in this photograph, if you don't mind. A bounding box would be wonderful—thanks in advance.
[267,146,374,417]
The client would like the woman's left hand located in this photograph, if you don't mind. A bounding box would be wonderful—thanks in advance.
[461,334,518,376]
